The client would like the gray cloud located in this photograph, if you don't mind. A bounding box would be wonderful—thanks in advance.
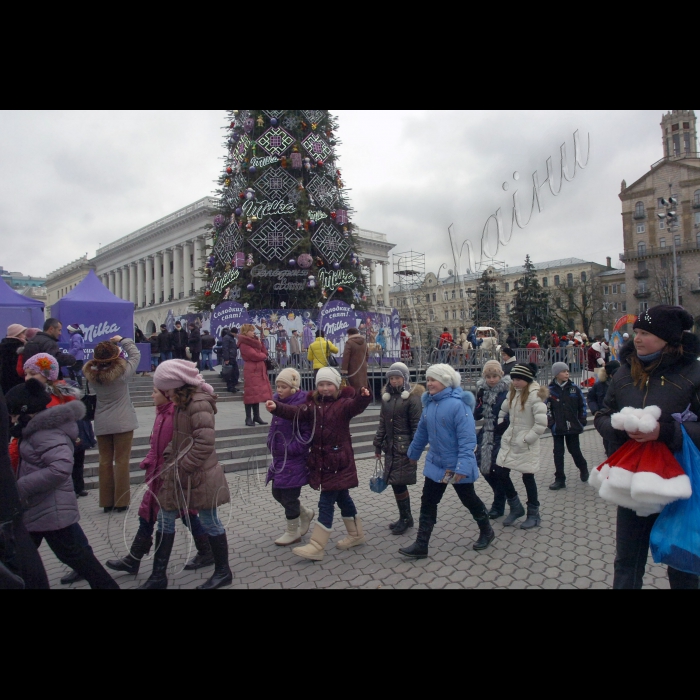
[0,110,694,279]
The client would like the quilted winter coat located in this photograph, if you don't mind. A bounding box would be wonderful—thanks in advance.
[342,335,369,391]
[496,382,549,474]
[408,387,479,484]
[238,334,273,405]
[266,389,312,489]
[16,401,86,533]
[158,391,231,512]
[474,377,511,475]
[373,384,425,486]
[272,386,372,491]
[138,401,175,522]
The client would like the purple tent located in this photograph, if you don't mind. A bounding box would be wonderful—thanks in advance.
[0,282,45,336]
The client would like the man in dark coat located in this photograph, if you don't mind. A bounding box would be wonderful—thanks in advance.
[188,323,202,369]
[0,388,49,589]
[341,328,369,392]
[22,318,75,368]
[0,324,27,395]
[221,328,239,393]
[170,321,188,360]
[201,331,216,371]
[157,324,172,361]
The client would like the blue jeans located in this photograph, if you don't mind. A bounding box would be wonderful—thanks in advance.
[318,490,357,529]
[157,508,225,536]
[138,514,205,539]
[201,350,213,369]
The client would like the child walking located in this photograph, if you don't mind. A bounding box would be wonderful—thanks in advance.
[547,362,589,490]
[496,363,549,529]
[266,368,372,561]
[373,362,425,534]
[399,364,494,560]
[266,368,315,546]
[106,385,213,577]
[474,360,511,519]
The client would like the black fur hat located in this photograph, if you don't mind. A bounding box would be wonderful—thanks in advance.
[5,379,51,415]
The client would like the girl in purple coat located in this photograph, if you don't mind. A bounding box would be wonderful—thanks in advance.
[266,367,372,561]
[106,386,212,577]
[267,369,315,546]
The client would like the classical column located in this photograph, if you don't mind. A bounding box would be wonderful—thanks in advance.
[137,259,145,308]
[382,262,391,307]
[163,249,172,301]
[193,237,203,294]
[145,256,153,306]
[109,271,116,294]
[154,252,163,304]
[183,240,192,297]
[173,245,183,300]
[369,260,377,305]
[127,263,136,303]
[121,267,129,300]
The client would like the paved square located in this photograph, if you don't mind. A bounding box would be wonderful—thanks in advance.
[39,428,673,589]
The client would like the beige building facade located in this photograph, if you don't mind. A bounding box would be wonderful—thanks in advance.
[45,256,96,317]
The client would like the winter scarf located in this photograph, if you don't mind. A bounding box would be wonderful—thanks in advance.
[477,377,510,476]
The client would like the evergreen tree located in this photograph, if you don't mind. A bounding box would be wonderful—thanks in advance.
[473,269,501,331]
[509,255,554,344]
[194,110,367,311]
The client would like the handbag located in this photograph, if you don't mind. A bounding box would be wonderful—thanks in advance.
[221,363,234,379]
[369,458,389,494]
[265,357,279,372]
[82,381,97,422]
[650,425,700,575]
[326,341,339,368]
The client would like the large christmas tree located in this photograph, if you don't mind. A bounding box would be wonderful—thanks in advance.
[195,110,368,311]
[509,255,554,344]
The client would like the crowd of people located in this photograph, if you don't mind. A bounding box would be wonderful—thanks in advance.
[1,306,698,590]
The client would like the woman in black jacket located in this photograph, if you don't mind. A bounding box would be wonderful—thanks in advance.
[594,306,700,590]
[374,363,425,534]
[587,360,620,457]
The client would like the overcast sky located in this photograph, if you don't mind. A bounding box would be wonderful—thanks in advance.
[0,109,696,279]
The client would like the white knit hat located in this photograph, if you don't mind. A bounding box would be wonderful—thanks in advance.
[426,363,461,389]
[316,367,342,389]
[384,362,411,401]
[276,368,301,393]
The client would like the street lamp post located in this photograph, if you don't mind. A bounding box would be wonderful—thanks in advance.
[657,185,680,306]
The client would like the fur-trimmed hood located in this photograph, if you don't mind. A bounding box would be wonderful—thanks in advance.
[619,332,700,370]
[382,383,425,402]
[22,401,85,438]
[421,386,476,412]
[83,357,128,385]
[49,380,82,402]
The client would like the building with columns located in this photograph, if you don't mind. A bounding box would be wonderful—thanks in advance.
[46,198,396,333]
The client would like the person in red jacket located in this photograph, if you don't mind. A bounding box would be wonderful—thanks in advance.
[439,328,454,362]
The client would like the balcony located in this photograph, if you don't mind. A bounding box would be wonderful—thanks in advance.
[650,152,700,169]
[633,211,647,220]
[691,285,700,295]
[634,270,649,279]
[620,240,700,262]
[634,289,651,299]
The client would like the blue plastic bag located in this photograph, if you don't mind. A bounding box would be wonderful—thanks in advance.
[650,426,700,575]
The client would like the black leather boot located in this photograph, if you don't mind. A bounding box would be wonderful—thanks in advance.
[60,570,84,585]
[473,514,496,551]
[137,532,175,590]
[399,516,434,559]
[106,532,153,575]
[197,534,233,590]
[252,403,268,426]
[488,492,506,519]
[184,534,215,571]
[244,404,255,427]
[391,493,414,536]
[520,504,541,530]
[502,496,525,527]
[549,477,566,491]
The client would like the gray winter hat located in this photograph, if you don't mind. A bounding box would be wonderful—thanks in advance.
[386,362,411,391]
[552,362,569,377]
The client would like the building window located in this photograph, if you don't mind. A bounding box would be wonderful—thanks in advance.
[675,235,681,247]
[635,202,645,217]
[452,310,457,320]
[673,134,681,155]
[425,294,430,303]
[672,123,679,131]
[622,301,627,312]
[444,311,449,321]
[555,297,562,308]
[638,242,646,255]
[504,283,510,293]
[542,277,548,287]
[432,293,436,302]
[697,232,700,248]
[460,309,465,319]
[661,256,668,268]
[685,133,692,154]
[604,286,609,296]
[581,272,587,282]
[659,220,665,230]
[554,275,560,286]
[451,290,456,300]
[612,284,618,294]
[694,190,700,207]
[637,224,646,234]
[429,311,435,321]
[684,122,690,129]
[639,302,649,313]
[459,289,464,299]
[660,237,666,248]
[567,273,574,288]
[638,281,647,293]
[443,292,448,301]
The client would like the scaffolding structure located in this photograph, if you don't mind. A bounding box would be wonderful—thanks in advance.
[471,258,508,333]
[393,251,430,368]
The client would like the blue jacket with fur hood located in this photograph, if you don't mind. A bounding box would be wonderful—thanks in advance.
[408,387,479,484]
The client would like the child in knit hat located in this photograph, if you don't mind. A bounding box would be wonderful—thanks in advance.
[373,362,425,535]
[266,367,372,561]
[546,362,589,490]
[266,368,315,546]
[399,364,495,559]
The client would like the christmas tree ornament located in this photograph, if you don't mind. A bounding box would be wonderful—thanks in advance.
[333,262,340,270]
[270,117,279,127]
[247,283,255,291]
[246,254,254,267]
[244,117,254,133]
[249,166,257,174]
[337,287,344,293]
[235,207,243,216]
[226,166,233,175]
[289,259,297,267]
[316,257,325,268]
[213,215,226,229]
[245,188,255,200]
[307,275,316,289]
[298,254,313,269]
[256,115,264,127]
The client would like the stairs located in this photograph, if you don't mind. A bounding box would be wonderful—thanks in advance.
[126,372,242,407]
[82,413,380,492]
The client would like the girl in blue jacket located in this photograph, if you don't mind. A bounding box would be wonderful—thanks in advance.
[399,364,495,560]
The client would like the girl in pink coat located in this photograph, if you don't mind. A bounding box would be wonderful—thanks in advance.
[105,386,212,577]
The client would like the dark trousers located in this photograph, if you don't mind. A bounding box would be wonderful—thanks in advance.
[190,350,200,369]
[318,489,357,529]
[420,477,487,524]
[272,486,302,520]
[552,434,588,480]
[484,465,517,507]
[72,447,85,494]
[31,523,119,589]
[392,484,408,496]
[225,363,239,391]
[614,506,699,590]
[291,353,301,367]
[172,347,187,360]
[136,514,205,539]
[1,517,49,590]
[501,469,539,507]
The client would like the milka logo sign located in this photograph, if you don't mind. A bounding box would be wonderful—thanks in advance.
[80,322,121,343]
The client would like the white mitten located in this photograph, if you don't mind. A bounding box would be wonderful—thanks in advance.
[612,406,636,430]
[637,406,661,434]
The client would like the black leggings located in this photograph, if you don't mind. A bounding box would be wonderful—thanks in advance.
[271,486,302,520]
[392,484,408,496]
[420,477,487,524]
[500,468,539,507]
